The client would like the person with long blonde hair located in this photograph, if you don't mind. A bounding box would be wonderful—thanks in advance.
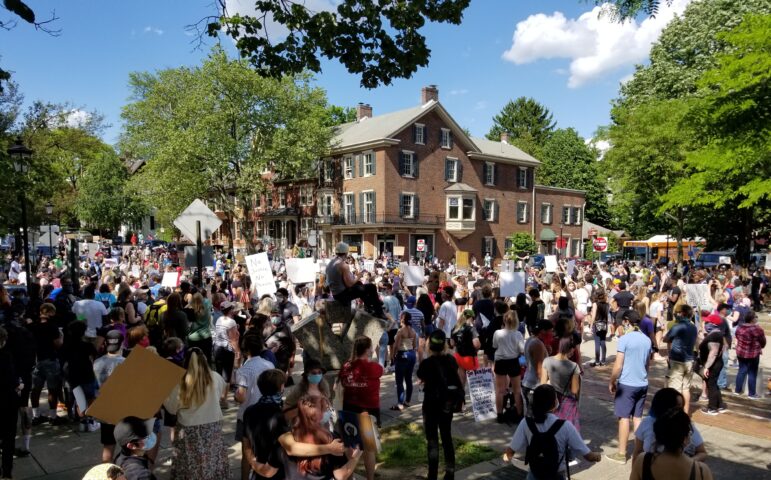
[279,394,362,479]
[186,292,212,361]
[493,310,525,421]
[164,347,229,479]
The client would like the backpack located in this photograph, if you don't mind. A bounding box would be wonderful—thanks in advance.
[524,417,566,480]
[435,356,465,414]
[452,325,478,357]
[144,301,166,328]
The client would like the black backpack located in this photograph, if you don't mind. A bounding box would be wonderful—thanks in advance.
[525,417,567,480]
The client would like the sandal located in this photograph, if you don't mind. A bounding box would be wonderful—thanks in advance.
[389,404,404,411]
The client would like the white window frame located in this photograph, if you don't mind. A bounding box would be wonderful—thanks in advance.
[447,194,475,221]
[562,206,571,225]
[415,123,425,145]
[541,203,552,224]
[344,156,354,179]
[571,238,581,257]
[402,150,415,178]
[266,194,273,209]
[483,199,496,222]
[301,218,313,236]
[362,190,375,223]
[363,151,374,176]
[343,192,354,222]
[446,157,458,182]
[441,128,451,149]
[517,201,529,224]
[484,236,494,256]
[401,192,415,219]
[278,188,286,208]
[519,167,528,189]
[320,194,333,217]
[573,206,582,225]
[485,162,495,186]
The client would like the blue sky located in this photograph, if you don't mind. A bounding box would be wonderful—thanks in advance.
[3,0,691,144]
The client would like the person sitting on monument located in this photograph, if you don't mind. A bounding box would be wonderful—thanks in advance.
[325,242,385,318]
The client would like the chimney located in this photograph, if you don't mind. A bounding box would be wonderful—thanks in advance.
[500,132,509,144]
[421,85,439,104]
[356,103,372,121]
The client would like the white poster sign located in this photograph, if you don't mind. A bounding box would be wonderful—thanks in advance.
[161,272,179,288]
[131,265,141,278]
[362,260,375,272]
[718,256,731,265]
[466,368,497,422]
[685,284,713,312]
[500,271,526,298]
[765,254,771,270]
[246,252,277,297]
[103,258,118,268]
[404,266,425,287]
[567,260,576,276]
[285,258,317,284]
[544,255,558,273]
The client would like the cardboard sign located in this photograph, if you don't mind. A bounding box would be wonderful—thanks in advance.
[161,271,179,288]
[456,251,469,270]
[404,265,425,287]
[500,271,526,298]
[87,347,185,425]
[337,410,380,453]
[467,368,497,422]
[285,258,317,284]
[393,246,405,257]
[685,284,713,312]
[567,259,576,276]
[245,252,277,297]
[544,255,558,273]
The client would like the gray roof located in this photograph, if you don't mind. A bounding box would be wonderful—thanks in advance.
[445,183,478,193]
[332,102,434,148]
[470,137,540,164]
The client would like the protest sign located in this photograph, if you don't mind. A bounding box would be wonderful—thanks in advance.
[685,284,713,312]
[544,255,558,273]
[404,265,425,286]
[567,259,576,276]
[103,258,117,268]
[285,258,317,284]
[363,260,375,272]
[456,251,469,270]
[337,410,380,453]
[161,271,179,288]
[719,256,731,265]
[393,246,405,257]
[766,254,771,270]
[466,368,497,422]
[245,252,277,297]
[499,271,526,298]
[87,347,185,425]
[130,265,141,278]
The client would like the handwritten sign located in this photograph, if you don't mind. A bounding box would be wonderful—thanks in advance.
[131,265,141,278]
[456,251,469,270]
[393,246,405,257]
[500,271,526,298]
[245,252,277,297]
[285,258,317,284]
[362,260,375,272]
[719,256,731,265]
[544,255,558,273]
[161,271,179,288]
[467,368,497,422]
[404,266,425,287]
[685,284,713,312]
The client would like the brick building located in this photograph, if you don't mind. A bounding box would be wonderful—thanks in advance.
[213,86,585,261]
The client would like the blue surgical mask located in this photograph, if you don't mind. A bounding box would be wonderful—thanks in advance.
[143,432,157,451]
[321,410,332,425]
[308,374,323,385]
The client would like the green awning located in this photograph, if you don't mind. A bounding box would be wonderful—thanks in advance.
[540,228,557,241]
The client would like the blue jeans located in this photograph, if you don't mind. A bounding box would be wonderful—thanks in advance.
[717,349,729,389]
[378,331,389,367]
[395,350,417,404]
[593,330,607,363]
[735,356,760,396]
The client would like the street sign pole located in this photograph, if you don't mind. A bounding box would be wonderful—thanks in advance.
[196,220,203,287]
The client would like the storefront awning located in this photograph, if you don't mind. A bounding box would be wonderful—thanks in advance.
[540,228,557,241]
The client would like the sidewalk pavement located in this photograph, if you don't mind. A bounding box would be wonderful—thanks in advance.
[11,324,771,480]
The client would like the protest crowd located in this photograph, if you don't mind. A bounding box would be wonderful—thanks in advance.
[0,239,769,480]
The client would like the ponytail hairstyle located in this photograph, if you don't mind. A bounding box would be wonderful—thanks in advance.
[179,348,213,409]
[532,385,557,423]
[503,310,519,331]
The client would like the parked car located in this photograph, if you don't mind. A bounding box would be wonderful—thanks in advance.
[143,239,168,250]
[694,251,734,268]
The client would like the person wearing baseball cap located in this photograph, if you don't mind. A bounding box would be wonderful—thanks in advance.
[324,242,385,319]
[113,416,156,480]
[93,331,127,462]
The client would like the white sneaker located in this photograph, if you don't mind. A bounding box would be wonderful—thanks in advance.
[87,421,100,432]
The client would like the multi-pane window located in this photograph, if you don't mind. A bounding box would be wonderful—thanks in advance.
[301,218,313,236]
[320,194,333,217]
[401,151,416,177]
[299,187,312,206]
[343,193,354,222]
[267,194,273,209]
[415,124,425,145]
[447,197,474,220]
[344,156,354,179]
[363,152,374,176]
[363,192,374,223]
[401,194,415,218]
[541,203,552,224]
[462,198,474,220]
[445,158,458,182]
[441,128,451,149]
[571,207,582,225]
[519,167,528,189]
[448,197,460,220]
[483,200,496,222]
[571,239,581,257]
[562,206,571,225]
[484,237,494,256]
[485,162,496,185]
[517,202,529,223]
[278,188,286,208]
[324,159,334,183]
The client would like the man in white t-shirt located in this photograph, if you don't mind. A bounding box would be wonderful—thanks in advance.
[9,256,21,282]
[436,285,457,339]
[72,284,109,338]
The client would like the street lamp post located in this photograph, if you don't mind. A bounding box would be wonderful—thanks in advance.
[558,222,564,261]
[46,201,53,260]
[8,137,33,293]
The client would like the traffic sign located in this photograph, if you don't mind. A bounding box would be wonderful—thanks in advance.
[417,239,426,252]
[173,199,222,244]
[593,237,608,252]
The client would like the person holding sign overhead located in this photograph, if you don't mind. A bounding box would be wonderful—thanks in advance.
[325,243,385,318]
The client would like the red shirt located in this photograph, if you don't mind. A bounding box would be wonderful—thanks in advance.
[735,324,766,359]
[339,359,383,409]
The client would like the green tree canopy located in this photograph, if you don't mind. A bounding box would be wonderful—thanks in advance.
[539,128,611,226]
[121,47,334,252]
[506,232,538,257]
[486,97,556,147]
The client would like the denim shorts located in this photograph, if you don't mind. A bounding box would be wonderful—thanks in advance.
[614,383,648,418]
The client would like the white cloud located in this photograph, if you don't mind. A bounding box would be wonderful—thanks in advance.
[222,0,340,39]
[143,25,164,36]
[502,0,691,88]
[65,109,91,129]
[586,138,611,159]
[449,89,469,96]
[474,101,488,111]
